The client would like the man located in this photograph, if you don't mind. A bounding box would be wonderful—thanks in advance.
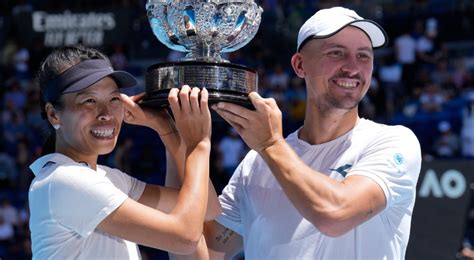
[173,6,422,260]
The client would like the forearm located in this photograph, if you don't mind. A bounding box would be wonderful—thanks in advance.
[164,136,221,221]
[169,235,209,260]
[259,139,355,234]
[171,142,210,237]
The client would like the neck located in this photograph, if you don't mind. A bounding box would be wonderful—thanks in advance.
[55,146,98,170]
[299,107,359,145]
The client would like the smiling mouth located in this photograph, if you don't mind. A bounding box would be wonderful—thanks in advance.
[333,79,359,89]
[90,129,114,138]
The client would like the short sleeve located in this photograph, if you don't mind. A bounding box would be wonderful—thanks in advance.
[347,126,422,209]
[101,166,146,201]
[49,165,128,237]
[216,159,245,235]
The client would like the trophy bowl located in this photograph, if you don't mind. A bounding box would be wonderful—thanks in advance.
[141,0,263,109]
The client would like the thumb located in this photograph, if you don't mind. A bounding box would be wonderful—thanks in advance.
[265,98,279,110]
[130,92,146,103]
[248,92,264,110]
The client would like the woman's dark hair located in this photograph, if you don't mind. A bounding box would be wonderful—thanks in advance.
[38,45,110,155]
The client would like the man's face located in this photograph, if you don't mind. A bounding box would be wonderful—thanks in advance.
[296,26,374,112]
[55,77,124,160]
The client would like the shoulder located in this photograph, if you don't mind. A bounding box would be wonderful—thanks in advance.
[356,119,421,167]
[358,119,418,142]
[97,164,136,185]
[50,163,102,189]
[354,120,421,163]
[98,164,123,175]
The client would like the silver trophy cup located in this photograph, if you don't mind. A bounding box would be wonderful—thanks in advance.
[141,0,263,108]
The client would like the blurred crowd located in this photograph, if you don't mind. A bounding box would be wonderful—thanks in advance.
[1,0,474,259]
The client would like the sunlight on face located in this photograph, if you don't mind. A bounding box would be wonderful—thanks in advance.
[55,77,124,162]
[300,26,374,113]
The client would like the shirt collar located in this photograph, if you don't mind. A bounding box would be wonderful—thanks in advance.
[29,153,89,176]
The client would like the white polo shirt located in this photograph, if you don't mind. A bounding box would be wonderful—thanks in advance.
[217,118,422,260]
[29,153,146,259]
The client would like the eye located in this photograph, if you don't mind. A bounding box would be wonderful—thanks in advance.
[111,96,121,103]
[327,50,344,58]
[357,52,372,61]
[84,98,96,104]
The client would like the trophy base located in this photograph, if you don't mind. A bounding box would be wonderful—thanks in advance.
[143,61,258,109]
[140,89,254,109]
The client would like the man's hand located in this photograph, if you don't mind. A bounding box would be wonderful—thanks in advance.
[212,92,284,153]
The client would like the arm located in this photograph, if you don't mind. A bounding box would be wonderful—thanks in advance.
[97,87,211,254]
[120,91,221,220]
[163,136,221,221]
[204,220,243,260]
[212,92,386,237]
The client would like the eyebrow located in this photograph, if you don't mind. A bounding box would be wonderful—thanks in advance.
[323,43,373,53]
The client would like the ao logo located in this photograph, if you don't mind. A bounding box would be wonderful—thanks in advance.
[418,169,466,199]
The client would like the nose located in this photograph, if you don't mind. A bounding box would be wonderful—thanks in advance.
[340,56,359,77]
[97,103,113,121]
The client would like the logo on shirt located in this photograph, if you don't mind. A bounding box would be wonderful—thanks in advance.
[394,153,404,165]
[329,164,353,177]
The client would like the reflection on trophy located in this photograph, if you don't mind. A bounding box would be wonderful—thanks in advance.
[141,0,263,108]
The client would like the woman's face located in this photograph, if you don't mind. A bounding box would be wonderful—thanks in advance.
[54,77,124,162]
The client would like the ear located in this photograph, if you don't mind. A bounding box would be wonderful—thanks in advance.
[291,53,305,78]
[45,103,61,126]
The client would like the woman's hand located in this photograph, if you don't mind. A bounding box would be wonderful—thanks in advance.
[121,93,177,136]
[168,86,211,149]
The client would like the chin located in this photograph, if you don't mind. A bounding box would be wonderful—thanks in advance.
[97,143,117,155]
[98,148,115,156]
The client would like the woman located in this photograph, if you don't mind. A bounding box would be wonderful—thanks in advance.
[28,45,218,259]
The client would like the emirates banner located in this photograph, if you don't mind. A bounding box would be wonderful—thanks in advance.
[14,10,132,47]
[406,160,474,259]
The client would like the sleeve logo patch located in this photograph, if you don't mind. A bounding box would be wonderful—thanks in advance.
[394,153,404,165]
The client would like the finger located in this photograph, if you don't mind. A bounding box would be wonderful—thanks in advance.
[214,106,248,127]
[121,94,139,113]
[179,85,191,114]
[130,92,146,103]
[189,87,200,113]
[248,92,267,111]
[200,87,210,116]
[216,102,252,119]
[168,88,181,115]
[214,109,244,132]
[124,110,133,123]
[227,122,244,136]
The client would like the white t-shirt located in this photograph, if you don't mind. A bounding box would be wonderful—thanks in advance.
[29,153,146,259]
[395,34,417,64]
[217,118,421,260]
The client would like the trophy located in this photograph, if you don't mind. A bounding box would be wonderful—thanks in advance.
[141,0,263,108]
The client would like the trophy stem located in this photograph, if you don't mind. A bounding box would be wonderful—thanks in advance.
[185,42,224,62]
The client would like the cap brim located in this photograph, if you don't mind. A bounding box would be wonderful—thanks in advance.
[110,71,138,88]
[63,70,137,94]
[351,20,388,49]
[297,19,388,52]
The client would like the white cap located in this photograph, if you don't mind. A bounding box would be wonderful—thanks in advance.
[297,7,388,52]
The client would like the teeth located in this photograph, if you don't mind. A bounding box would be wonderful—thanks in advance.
[335,80,357,89]
[91,129,114,137]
